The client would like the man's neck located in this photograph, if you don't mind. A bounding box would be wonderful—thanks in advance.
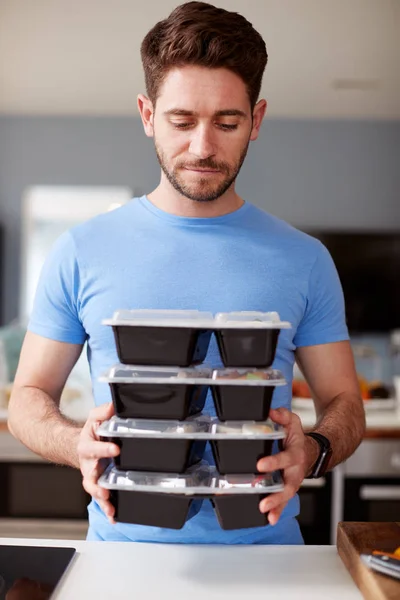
[146,181,244,218]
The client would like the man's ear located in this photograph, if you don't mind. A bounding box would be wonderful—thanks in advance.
[250,99,267,141]
[137,94,155,137]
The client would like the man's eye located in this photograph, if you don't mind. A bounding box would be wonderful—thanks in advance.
[172,122,193,129]
[218,124,238,131]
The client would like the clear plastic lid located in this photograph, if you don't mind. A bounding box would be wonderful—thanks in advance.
[97,416,285,440]
[99,365,285,386]
[97,415,211,437]
[211,421,283,437]
[211,368,286,386]
[99,364,213,384]
[102,309,291,330]
[102,309,215,328]
[98,463,284,495]
[214,311,291,329]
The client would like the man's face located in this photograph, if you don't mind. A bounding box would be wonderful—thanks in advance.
[148,66,259,202]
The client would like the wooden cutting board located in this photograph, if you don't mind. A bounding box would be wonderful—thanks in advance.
[337,522,400,600]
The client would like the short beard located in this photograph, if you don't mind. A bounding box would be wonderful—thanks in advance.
[154,140,250,203]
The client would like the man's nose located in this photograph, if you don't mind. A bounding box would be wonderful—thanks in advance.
[188,125,216,159]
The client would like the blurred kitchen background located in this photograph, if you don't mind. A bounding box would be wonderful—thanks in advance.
[0,0,399,543]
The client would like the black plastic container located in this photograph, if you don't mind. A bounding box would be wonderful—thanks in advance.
[211,494,270,530]
[100,365,211,420]
[210,368,285,421]
[97,416,210,473]
[212,385,274,421]
[113,326,212,366]
[110,382,209,419]
[112,437,207,473]
[211,438,274,474]
[99,465,283,530]
[98,416,285,475]
[213,312,291,368]
[101,366,286,422]
[103,310,214,367]
[109,490,203,529]
[109,491,271,529]
[216,329,280,368]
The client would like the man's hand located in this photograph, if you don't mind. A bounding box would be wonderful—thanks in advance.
[77,402,120,524]
[257,407,317,526]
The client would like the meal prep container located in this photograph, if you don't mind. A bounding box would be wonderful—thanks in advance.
[99,365,285,421]
[213,312,291,368]
[99,464,284,530]
[102,310,214,367]
[210,368,286,421]
[102,309,291,368]
[99,365,212,420]
[97,416,285,474]
[98,416,209,473]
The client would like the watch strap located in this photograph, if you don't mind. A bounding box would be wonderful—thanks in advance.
[306,432,332,478]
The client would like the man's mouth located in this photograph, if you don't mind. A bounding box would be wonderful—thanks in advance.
[184,167,220,173]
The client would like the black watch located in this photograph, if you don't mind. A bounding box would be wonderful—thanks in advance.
[305,432,332,478]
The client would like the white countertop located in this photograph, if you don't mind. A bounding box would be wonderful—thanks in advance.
[0,537,362,600]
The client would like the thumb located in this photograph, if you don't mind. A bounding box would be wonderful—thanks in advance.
[269,407,291,426]
[89,402,115,422]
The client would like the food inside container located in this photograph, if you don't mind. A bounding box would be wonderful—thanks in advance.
[99,464,283,529]
[213,312,291,368]
[99,364,212,419]
[102,309,215,367]
[210,368,286,421]
[97,416,285,474]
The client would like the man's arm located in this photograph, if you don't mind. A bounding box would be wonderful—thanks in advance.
[8,331,84,468]
[8,331,119,522]
[296,339,366,474]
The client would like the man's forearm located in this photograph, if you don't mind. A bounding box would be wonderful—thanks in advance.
[8,386,82,468]
[304,391,366,475]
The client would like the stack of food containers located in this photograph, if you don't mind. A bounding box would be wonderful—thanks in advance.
[97,310,291,530]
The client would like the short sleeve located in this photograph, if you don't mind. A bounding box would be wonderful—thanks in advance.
[293,242,349,347]
[27,231,87,344]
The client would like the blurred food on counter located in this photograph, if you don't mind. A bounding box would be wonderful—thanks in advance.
[293,338,399,406]
[292,376,391,401]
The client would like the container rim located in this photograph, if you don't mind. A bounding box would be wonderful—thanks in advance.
[102,309,291,329]
[98,464,284,495]
[98,365,286,386]
[97,416,286,440]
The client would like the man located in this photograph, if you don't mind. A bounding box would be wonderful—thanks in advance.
[8,1,365,544]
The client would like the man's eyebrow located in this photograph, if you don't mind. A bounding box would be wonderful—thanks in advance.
[163,108,247,118]
[214,109,247,118]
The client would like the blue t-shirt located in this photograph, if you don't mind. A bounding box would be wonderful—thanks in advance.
[28,196,348,544]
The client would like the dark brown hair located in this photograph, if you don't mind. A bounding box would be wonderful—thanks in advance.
[140,1,268,109]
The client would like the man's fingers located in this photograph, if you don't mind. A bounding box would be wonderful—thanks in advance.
[82,478,116,523]
[97,498,116,524]
[259,485,296,514]
[257,449,296,473]
[87,402,115,424]
[78,440,119,460]
[93,493,116,524]
[268,407,291,426]
[82,475,107,498]
[268,504,285,526]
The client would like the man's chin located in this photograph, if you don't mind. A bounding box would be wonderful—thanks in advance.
[175,180,224,202]
[180,191,221,203]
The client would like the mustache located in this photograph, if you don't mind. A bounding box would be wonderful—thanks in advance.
[177,159,229,172]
